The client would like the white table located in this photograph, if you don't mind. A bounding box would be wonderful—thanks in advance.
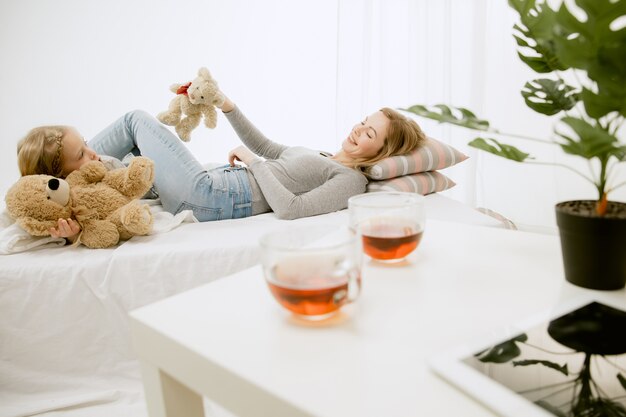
[130,219,617,417]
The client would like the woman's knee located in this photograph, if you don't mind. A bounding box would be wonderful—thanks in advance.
[124,109,157,127]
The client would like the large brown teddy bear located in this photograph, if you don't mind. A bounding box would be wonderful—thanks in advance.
[5,157,155,249]
[157,67,225,142]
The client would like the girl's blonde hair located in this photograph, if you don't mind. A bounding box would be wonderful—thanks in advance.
[352,107,426,172]
[17,126,68,177]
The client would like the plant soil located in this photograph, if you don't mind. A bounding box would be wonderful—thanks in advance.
[556,200,626,219]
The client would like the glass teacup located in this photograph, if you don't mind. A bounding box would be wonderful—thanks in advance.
[260,225,362,321]
[348,192,425,262]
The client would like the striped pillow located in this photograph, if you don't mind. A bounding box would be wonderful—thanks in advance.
[366,171,456,195]
[364,137,468,180]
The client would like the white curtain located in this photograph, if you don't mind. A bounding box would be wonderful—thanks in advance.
[336,0,490,220]
[336,0,625,232]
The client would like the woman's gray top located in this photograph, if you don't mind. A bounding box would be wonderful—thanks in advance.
[224,106,368,220]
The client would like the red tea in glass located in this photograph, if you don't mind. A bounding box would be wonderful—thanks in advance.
[349,192,426,262]
[361,222,423,261]
[261,226,362,320]
[266,274,355,318]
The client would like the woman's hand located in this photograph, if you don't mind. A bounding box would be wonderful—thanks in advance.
[228,145,259,167]
[220,95,235,113]
[49,218,81,243]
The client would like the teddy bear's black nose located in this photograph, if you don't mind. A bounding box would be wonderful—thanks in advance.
[48,178,60,191]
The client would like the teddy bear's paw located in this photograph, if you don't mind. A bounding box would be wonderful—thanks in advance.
[72,161,107,184]
[120,203,153,235]
[81,220,120,248]
[169,83,184,93]
[157,111,180,126]
[204,112,218,129]
[128,157,155,184]
[175,125,192,142]
[212,91,225,108]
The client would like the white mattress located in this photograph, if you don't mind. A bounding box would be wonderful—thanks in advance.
[0,194,507,417]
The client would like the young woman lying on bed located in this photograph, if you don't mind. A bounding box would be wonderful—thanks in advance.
[16,82,426,242]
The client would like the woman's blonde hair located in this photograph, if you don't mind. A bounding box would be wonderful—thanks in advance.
[17,126,68,177]
[352,107,426,172]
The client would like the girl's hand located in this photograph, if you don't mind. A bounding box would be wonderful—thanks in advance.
[228,145,259,167]
[49,218,81,243]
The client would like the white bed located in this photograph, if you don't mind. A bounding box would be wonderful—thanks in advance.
[0,193,510,417]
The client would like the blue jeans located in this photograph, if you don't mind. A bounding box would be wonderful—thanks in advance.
[89,110,252,222]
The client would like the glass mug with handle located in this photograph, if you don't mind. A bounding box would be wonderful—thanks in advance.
[260,225,362,321]
[349,192,425,262]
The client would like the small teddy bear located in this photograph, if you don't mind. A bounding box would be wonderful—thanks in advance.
[157,67,225,142]
[5,157,155,249]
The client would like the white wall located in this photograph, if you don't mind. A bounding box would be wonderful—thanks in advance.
[2,0,623,231]
[0,0,338,196]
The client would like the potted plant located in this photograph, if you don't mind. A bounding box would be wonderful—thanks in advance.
[403,0,626,290]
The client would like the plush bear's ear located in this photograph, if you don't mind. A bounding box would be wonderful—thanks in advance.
[15,217,56,236]
[198,67,211,80]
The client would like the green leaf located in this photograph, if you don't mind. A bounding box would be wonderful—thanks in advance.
[458,108,479,119]
[469,138,533,162]
[556,117,622,160]
[581,87,626,119]
[521,78,579,115]
[475,334,528,363]
[508,0,536,16]
[434,104,453,117]
[580,88,626,119]
[513,33,531,48]
[619,373,626,391]
[517,52,553,73]
[512,359,569,376]
[553,0,626,115]
[554,0,626,68]
[402,104,491,131]
[509,1,567,73]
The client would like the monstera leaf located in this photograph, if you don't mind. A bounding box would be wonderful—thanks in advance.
[581,87,626,119]
[521,78,579,115]
[469,138,532,162]
[508,0,567,73]
[553,0,626,117]
[402,105,491,131]
[510,0,626,117]
[556,117,622,160]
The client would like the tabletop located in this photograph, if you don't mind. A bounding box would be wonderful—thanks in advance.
[130,219,618,417]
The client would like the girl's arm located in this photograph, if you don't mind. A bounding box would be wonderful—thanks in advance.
[49,218,81,243]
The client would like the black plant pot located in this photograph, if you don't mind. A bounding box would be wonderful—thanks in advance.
[555,201,626,291]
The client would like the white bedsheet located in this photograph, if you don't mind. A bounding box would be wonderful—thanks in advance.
[0,200,197,255]
[0,194,507,417]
